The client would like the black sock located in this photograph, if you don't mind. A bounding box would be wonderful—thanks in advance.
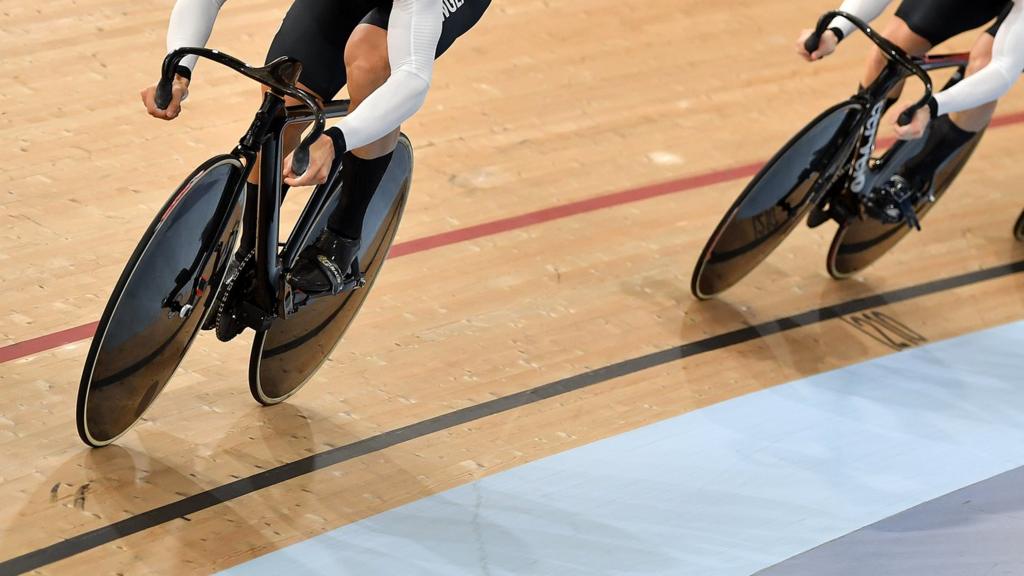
[328,151,394,241]
[901,116,977,188]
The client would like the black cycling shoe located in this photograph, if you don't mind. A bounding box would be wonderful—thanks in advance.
[289,229,361,297]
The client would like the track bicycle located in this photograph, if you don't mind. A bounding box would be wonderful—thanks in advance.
[76,48,413,447]
[692,12,988,299]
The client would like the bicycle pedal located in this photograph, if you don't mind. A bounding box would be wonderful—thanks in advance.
[284,273,366,316]
[349,257,365,288]
[347,274,367,291]
[898,198,921,230]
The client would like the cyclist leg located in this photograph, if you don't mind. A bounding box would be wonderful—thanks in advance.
[894,3,1011,191]
[861,0,1009,105]
[344,22,399,160]
[315,21,394,264]
[243,0,368,187]
[233,0,369,263]
[292,0,492,296]
[326,2,493,244]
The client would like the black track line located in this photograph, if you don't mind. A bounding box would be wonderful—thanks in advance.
[3,259,1022,575]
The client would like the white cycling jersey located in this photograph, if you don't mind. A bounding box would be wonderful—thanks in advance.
[165,0,442,152]
[829,0,1024,116]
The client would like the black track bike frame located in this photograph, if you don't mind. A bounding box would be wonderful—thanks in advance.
[810,12,970,199]
[691,12,974,299]
[157,47,354,325]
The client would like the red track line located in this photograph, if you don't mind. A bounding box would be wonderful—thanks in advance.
[990,109,1024,127]
[4,110,1024,365]
[388,162,761,256]
[0,324,100,364]
[0,162,763,365]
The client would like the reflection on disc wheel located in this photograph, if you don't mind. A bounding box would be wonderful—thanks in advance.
[77,157,243,446]
[249,137,413,405]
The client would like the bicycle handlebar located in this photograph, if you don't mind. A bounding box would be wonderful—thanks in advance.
[803,29,828,56]
[155,48,325,176]
[806,11,933,127]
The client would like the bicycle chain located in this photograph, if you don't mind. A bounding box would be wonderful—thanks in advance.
[211,249,255,342]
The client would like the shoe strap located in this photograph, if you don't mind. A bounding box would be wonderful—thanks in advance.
[313,254,346,294]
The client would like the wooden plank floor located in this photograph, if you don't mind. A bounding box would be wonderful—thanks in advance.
[2,0,1023,573]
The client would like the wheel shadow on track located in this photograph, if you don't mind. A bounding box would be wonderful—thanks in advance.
[8,443,270,572]
[677,281,877,383]
[6,401,410,572]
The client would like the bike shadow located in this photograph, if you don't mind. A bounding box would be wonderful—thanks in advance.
[678,278,875,382]
[14,439,271,572]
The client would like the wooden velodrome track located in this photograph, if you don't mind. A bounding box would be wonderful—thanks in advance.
[2,0,1023,573]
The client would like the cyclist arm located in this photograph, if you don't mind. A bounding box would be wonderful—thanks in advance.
[166,0,228,74]
[143,0,225,119]
[330,0,443,151]
[933,1,1024,115]
[829,0,893,39]
[799,0,891,60]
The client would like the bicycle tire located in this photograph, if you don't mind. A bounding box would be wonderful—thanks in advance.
[827,130,983,278]
[248,135,413,405]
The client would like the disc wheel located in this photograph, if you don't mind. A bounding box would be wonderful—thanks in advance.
[248,136,413,405]
[827,131,984,278]
[691,102,863,299]
[77,156,245,447]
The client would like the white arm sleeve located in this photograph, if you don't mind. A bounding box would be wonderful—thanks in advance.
[166,0,228,71]
[337,0,443,151]
[935,1,1024,115]
[828,0,893,39]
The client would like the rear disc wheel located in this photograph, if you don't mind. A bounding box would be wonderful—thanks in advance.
[248,136,413,405]
[827,131,983,278]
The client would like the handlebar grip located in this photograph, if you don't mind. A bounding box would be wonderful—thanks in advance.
[896,108,916,127]
[155,77,174,110]
[804,32,823,55]
[291,146,310,177]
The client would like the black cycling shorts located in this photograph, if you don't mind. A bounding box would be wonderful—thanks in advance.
[266,0,491,100]
[895,0,1013,45]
